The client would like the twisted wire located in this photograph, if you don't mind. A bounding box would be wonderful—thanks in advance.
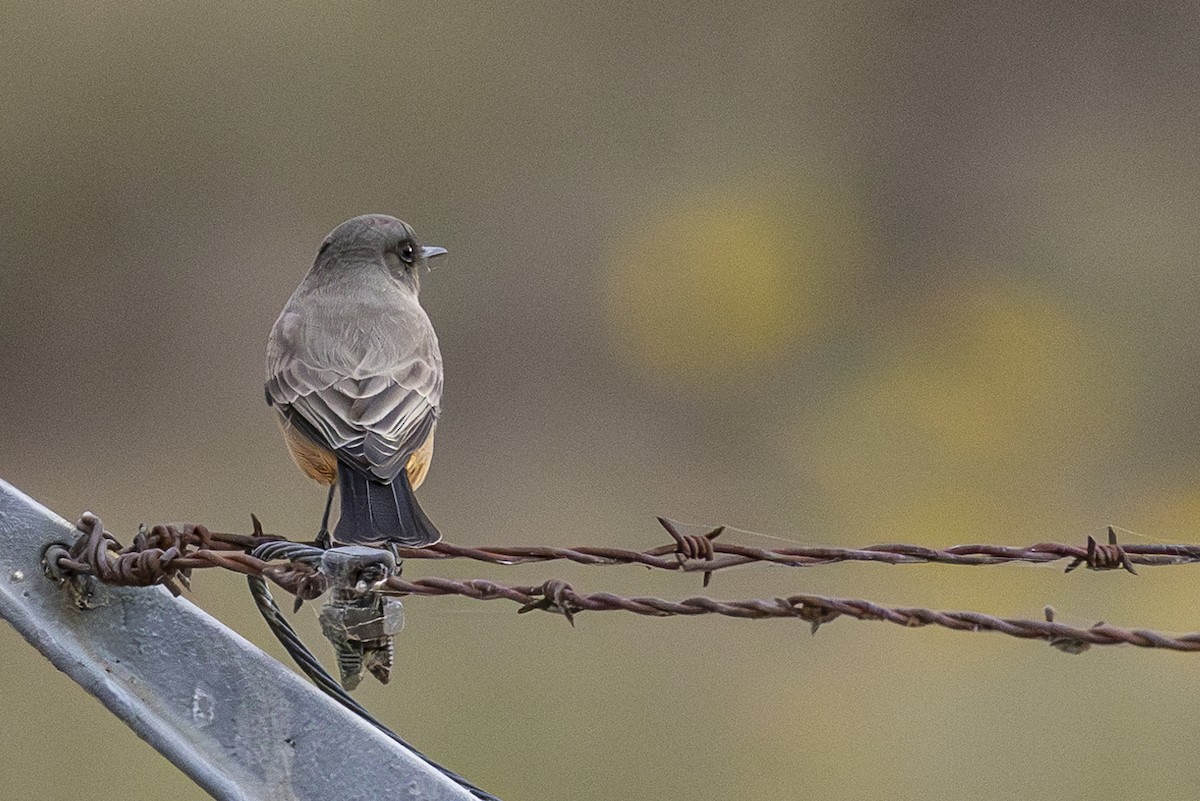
[380,576,1200,652]
[383,521,1198,576]
[53,515,1195,580]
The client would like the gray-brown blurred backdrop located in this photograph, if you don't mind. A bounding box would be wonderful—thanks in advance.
[4,3,1200,800]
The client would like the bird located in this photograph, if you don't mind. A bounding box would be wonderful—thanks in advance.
[265,214,446,548]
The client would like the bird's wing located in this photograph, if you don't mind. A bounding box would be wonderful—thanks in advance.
[266,310,442,482]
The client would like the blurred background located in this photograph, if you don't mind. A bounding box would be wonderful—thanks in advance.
[3,2,1200,799]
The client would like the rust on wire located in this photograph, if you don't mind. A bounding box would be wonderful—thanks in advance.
[1064,526,1137,575]
[43,513,284,597]
[656,517,722,586]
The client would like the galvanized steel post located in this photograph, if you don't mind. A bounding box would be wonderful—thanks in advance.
[0,478,483,801]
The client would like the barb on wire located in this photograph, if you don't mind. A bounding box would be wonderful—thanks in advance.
[1064,526,1137,575]
[657,517,722,587]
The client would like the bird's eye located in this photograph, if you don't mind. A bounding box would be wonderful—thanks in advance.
[399,242,416,264]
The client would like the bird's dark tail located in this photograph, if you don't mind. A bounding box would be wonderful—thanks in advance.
[333,462,441,547]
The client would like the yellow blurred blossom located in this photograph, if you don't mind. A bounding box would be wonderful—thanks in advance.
[605,180,867,387]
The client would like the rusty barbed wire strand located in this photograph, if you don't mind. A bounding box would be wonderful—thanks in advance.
[379,575,1200,653]
[42,513,294,598]
[387,521,1196,577]
[58,515,1196,579]
[41,514,1200,655]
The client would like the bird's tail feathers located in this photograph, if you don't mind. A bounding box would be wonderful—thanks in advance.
[334,462,441,547]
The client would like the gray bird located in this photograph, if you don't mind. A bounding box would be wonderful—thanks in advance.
[265,214,446,547]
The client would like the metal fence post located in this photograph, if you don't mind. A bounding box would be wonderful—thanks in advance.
[0,478,485,801]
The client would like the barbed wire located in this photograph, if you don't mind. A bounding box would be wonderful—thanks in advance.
[59,516,1197,586]
[386,519,1192,581]
[378,574,1200,653]
[37,513,1200,655]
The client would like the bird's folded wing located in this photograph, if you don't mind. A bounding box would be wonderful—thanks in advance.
[266,355,440,482]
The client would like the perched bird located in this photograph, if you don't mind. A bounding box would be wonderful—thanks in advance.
[265,214,446,548]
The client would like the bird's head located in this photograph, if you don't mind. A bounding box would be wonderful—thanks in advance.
[315,214,447,291]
